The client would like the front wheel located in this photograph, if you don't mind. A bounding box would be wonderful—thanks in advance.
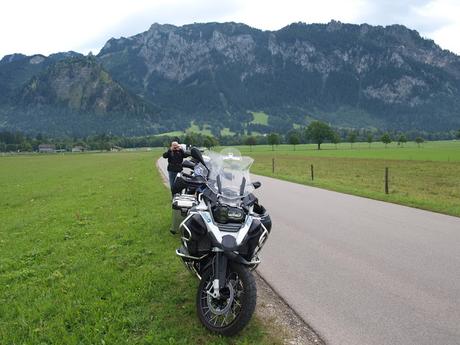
[196,262,257,336]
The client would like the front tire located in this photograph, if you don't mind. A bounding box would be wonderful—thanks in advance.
[196,262,257,336]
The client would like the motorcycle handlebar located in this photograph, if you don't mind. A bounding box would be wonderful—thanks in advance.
[182,160,196,169]
[179,172,206,186]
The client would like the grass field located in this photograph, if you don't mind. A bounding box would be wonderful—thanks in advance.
[235,140,460,162]
[250,112,269,126]
[235,141,460,217]
[157,111,270,137]
[0,152,279,345]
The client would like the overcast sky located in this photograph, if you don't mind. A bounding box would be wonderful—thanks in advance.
[1,0,460,59]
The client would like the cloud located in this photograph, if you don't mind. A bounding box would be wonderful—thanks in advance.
[76,0,245,54]
[358,0,433,25]
[1,0,459,58]
[356,0,460,53]
[222,0,367,30]
[77,0,367,53]
[415,0,460,54]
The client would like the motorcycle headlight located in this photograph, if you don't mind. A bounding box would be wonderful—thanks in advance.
[213,206,244,224]
[213,206,227,223]
[227,208,244,221]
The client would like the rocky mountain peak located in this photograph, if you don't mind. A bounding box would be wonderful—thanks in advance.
[95,21,460,132]
[326,20,344,32]
[1,21,460,136]
[20,56,144,114]
[0,53,27,64]
[147,22,177,34]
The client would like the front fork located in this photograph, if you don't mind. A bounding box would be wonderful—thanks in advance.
[210,249,227,298]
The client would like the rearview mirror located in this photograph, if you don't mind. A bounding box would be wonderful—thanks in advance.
[252,181,261,189]
[191,147,206,166]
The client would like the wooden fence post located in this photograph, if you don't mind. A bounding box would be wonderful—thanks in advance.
[385,167,389,194]
[311,164,314,181]
[272,158,275,174]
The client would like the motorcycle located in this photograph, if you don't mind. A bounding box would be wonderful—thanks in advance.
[170,147,272,336]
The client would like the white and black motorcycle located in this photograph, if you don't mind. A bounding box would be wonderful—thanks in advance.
[171,147,271,336]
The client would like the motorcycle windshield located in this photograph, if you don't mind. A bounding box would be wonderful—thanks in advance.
[205,148,254,201]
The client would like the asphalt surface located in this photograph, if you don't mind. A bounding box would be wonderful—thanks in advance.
[157,157,460,345]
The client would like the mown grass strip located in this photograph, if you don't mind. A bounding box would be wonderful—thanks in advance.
[233,140,460,162]
[249,153,460,218]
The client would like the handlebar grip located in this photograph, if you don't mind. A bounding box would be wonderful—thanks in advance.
[182,160,196,169]
[179,172,206,187]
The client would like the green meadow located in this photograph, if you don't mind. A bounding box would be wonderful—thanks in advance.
[0,152,279,345]
[249,112,269,126]
[236,140,460,162]
[236,141,460,217]
[1,140,458,343]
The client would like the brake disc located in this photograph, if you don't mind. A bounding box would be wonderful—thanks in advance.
[206,283,235,316]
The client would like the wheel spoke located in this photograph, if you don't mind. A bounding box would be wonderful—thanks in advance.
[199,269,254,330]
[211,314,219,326]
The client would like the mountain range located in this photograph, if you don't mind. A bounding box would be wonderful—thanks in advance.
[1,21,460,136]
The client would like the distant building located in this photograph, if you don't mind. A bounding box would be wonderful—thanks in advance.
[111,146,122,152]
[38,144,56,153]
[72,145,85,152]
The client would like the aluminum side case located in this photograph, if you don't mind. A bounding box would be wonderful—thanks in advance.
[171,194,197,233]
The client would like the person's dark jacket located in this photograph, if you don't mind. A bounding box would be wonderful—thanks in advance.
[162,149,189,172]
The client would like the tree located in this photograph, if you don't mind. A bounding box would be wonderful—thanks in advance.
[415,136,424,148]
[306,121,333,150]
[331,131,341,149]
[19,142,32,152]
[6,143,18,152]
[184,132,203,147]
[347,131,357,148]
[398,134,407,147]
[367,133,373,148]
[456,129,460,140]
[244,136,257,151]
[203,136,218,149]
[184,133,195,146]
[381,133,392,148]
[267,133,280,151]
[287,132,300,151]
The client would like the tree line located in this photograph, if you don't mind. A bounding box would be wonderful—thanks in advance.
[1,125,460,153]
[0,131,222,153]
[242,123,460,150]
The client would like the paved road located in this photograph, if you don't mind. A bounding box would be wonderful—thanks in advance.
[157,158,460,345]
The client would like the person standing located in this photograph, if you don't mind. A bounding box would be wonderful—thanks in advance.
[162,141,189,194]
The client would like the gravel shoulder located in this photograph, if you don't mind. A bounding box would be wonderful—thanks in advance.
[254,272,325,345]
